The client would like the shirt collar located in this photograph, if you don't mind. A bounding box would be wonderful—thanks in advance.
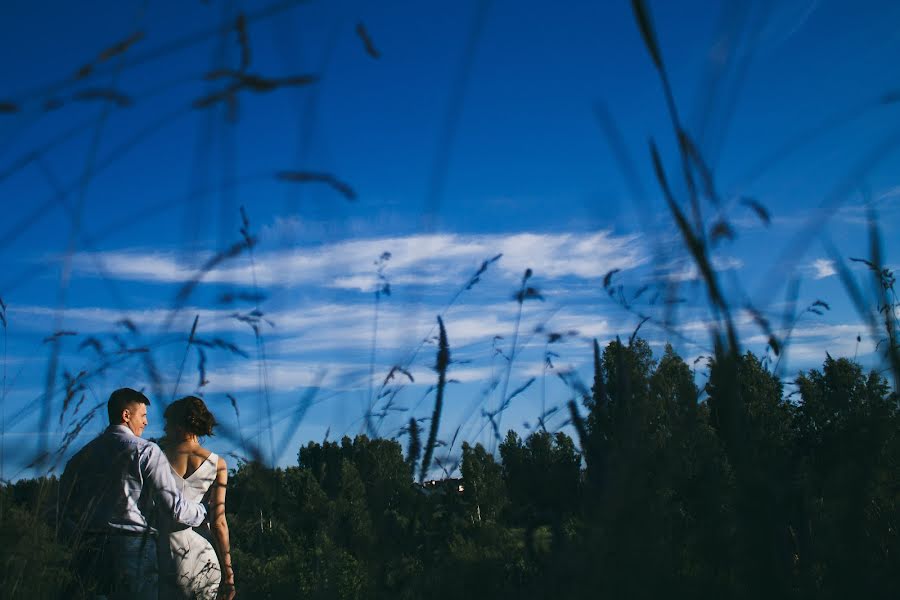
[109,424,137,437]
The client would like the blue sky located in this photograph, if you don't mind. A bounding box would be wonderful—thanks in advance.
[1,0,899,479]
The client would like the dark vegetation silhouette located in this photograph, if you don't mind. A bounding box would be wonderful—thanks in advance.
[3,343,898,598]
[1,0,899,598]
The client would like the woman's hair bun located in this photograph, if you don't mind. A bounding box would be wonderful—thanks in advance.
[164,395,217,437]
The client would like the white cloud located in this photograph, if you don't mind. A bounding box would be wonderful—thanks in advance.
[202,360,345,393]
[657,255,744,283]
[69,230,647,291]
[201,359,500,394]
[832,185,900,226]
[786,322,865,340]
[6,300,880,407]
[780,338,867,366]
[12,296,868,360]
[742,320,872,371]
[8,305,242,335]
[811,258,836,279]
[6,298,607,362]
[876,186,900,203]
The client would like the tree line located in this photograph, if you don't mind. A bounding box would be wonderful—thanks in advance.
[1,338,898,598]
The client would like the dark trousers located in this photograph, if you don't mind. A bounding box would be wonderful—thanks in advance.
[69,532,158,600]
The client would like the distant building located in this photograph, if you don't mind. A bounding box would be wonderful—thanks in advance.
[418,477,464,496]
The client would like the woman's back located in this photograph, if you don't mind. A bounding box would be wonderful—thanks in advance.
[165,443,217,503]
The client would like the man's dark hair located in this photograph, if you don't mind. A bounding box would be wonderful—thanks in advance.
[107,388,150,424]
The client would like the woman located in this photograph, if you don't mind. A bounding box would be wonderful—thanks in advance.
[159,396,235,600]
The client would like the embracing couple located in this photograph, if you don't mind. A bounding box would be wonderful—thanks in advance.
[60,388,235,599]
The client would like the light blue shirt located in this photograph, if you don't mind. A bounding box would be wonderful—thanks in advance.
[60,424,207,535]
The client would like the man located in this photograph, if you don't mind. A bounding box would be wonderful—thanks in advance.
[60,388,208,599]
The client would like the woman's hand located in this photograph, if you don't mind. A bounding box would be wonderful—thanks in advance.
[217,581,236,600]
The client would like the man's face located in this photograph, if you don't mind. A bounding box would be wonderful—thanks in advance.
[123,402,148,437]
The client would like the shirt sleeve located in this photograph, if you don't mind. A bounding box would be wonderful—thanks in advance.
[141,443,207,527]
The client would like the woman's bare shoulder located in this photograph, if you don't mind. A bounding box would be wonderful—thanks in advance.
[198,447,227,471]
[193,444,214,460]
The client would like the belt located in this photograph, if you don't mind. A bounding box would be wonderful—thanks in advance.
[84,529,157,538]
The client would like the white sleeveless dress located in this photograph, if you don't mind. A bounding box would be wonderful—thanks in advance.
[159,452,222,600]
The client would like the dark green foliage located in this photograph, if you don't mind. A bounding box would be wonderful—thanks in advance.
[0,504,72,597]
[461,442,507,523]
[499,430,580,529]
[794,357,900,598]
[4,345,898,599]
[0,477,71,597]
[576,339,736,598]
[705,351,797,597]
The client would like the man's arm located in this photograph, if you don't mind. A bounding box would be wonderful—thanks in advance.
[141,443,207,527]
[58,449,86,538]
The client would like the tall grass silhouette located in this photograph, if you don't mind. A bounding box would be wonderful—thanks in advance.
[0,0,898,598]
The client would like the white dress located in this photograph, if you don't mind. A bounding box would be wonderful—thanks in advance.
[159,452,222,600]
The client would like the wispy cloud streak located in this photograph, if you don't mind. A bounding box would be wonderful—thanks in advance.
[69,231,647,290]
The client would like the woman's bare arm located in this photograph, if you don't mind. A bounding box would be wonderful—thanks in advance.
[209,456,235,596]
